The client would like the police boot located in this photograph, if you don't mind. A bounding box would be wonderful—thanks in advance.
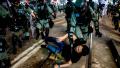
[41,32,45,39]
[88,26,93,33]
[12,48,17,54]
[12,35,17,54]
[35,28,40,40]
[18,39,22,48]
[45,28,49,38]
[95,31,102,37]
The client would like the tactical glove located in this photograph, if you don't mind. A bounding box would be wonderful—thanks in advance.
[88,26,93,33]
[95,31,102,37]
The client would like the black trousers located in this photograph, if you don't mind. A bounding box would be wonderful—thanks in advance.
[12,34,22,54]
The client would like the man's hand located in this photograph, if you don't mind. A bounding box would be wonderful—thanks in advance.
[54,64,59,68]
[95,31,102,37]
[52,12,56,19]
[31,12,36,18]
[57,37,64,42]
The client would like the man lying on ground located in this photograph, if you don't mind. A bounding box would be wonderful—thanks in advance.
[41,33,89,68]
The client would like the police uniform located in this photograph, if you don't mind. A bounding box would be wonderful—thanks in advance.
[74,1,101,41]
[11,2,32,54]
[112,5,119,31]
[65,1,85,44]
[35,1,53,39]
[89,1,102,36]
[0,3,11,67]
[10,3,24,54]
[65,1,75,31]
[75,6,91,41]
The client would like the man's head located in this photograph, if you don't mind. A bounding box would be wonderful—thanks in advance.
[73,38,89,56]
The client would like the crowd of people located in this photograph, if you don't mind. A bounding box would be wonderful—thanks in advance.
[0,0,119,68]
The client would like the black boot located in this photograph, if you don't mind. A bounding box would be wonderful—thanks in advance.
[36,28,40,40]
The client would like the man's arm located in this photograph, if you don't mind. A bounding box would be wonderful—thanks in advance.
[57,33,77,42]
[57,34,68,42]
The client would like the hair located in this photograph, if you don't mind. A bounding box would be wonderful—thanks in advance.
[73,38,89,56]
[73,38,86,48]
[82,45,89,56]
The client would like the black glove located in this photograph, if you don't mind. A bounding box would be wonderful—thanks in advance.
[95,31,102,37]
[49,19,54,28]
[88,26,93,33]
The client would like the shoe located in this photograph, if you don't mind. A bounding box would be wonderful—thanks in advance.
[41,45,47,48]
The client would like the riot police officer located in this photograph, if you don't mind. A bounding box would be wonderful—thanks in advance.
[65,0,75,32]
[89,0,102,37]
[112,4,119,31]
[74,0,102,42]
[35,0,53,39]
[10,1,24,54]
[0,1,11,67]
